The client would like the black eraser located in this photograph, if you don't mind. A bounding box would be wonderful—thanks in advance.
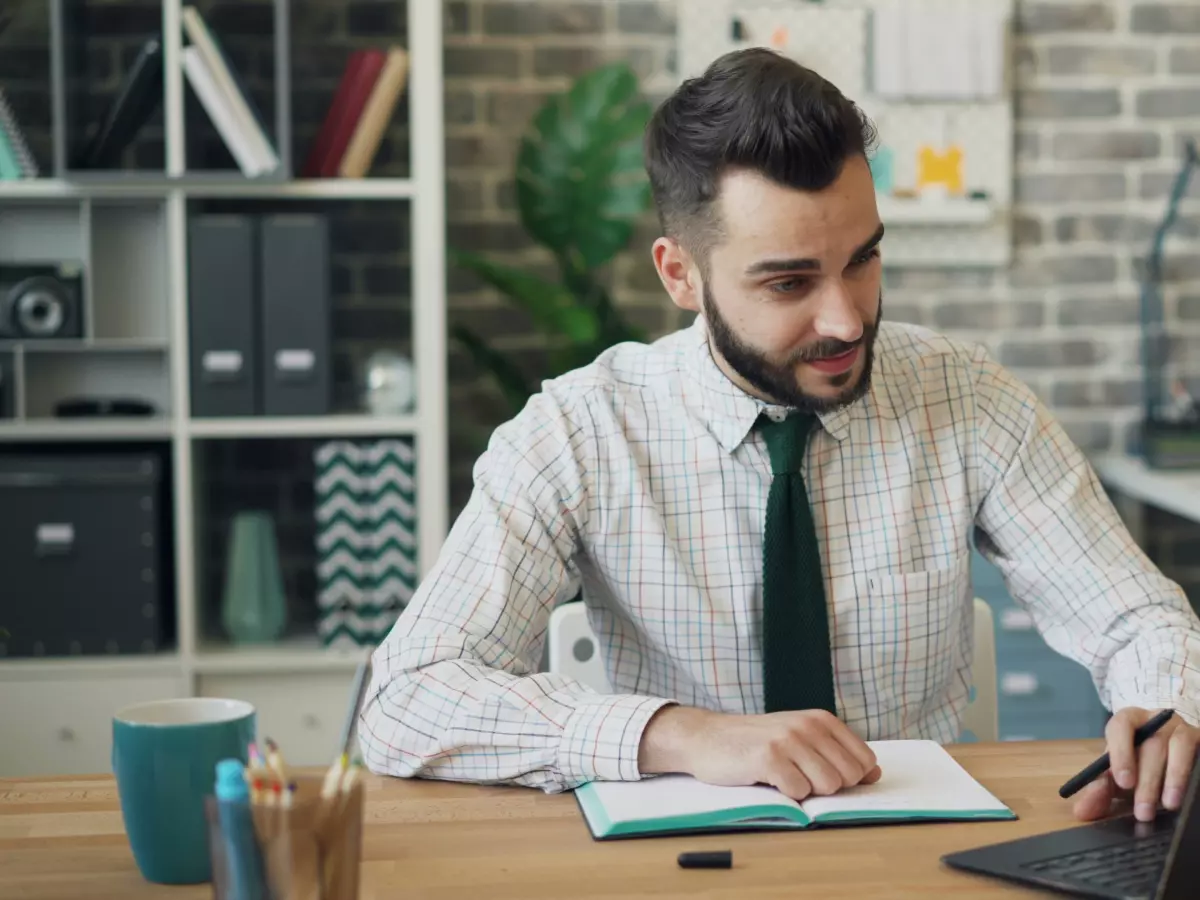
[678,850,732,869]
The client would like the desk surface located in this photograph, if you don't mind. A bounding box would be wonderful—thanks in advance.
[1091,452,1200,523]
[0,739,1110,899]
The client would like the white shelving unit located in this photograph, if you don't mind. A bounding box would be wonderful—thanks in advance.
[0,0,447,775]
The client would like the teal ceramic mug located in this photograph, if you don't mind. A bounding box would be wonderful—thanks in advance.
[112,697,256,884]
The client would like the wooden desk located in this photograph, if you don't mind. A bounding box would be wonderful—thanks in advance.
[0,739,1111,899]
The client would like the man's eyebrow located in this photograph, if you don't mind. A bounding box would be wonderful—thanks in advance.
[742,222,887,276]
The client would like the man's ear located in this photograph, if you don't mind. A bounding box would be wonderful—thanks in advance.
[652,237,702,314]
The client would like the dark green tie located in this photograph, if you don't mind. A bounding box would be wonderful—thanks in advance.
[758,412,837,715]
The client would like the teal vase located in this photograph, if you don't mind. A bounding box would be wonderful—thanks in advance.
[869,145,896,195]
[221,511,287,643]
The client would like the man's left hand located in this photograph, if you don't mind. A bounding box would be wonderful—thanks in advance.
[1073,707,1199,823]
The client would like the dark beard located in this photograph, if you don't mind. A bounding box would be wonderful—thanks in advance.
[703,284,880,414]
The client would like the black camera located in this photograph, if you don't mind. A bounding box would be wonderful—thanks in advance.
[0,263,84,340]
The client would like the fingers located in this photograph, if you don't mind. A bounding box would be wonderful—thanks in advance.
[1072,773,1115,822]
[760,711,882,801]
[808,732,874,792]
[818,712,880,782]
[787,738,850,796]
[764,755,814,802]
[1163,726,1199,811]
[1105,710,1140,791]
[1133,730,1168,822]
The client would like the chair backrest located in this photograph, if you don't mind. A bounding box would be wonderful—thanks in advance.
[963,597,999,742]
[547,601,611,693]
[546,597,1000,742]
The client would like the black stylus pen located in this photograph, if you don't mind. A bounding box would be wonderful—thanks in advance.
[1058,708,1176,799]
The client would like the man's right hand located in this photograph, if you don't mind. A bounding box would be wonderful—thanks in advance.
[637,705,882,801]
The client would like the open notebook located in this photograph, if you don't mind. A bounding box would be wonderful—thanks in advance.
[575,740,1016,840]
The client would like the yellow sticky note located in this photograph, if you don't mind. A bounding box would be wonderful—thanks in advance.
[916,145,965,194]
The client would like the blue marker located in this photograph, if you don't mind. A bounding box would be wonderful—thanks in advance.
[214,758,266,900]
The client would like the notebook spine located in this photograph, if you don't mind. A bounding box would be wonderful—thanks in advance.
[0,87,39,178]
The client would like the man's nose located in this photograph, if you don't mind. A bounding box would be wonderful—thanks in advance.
[811,281,864,345]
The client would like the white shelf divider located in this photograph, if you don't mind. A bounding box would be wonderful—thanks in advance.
[194,636,368,675]
[0,419,174,441]
[0,178,415,201]
[877,196,996,226]
[187,413,420,439]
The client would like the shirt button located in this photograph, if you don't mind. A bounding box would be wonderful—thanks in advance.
[766,408,787,423]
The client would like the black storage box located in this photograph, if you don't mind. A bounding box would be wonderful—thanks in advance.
[0,452,172,657]
[0,352,13,420]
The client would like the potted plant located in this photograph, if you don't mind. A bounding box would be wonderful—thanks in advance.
[451,62,654,419]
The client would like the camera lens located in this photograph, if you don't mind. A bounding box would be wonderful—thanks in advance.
[16,287,64,337]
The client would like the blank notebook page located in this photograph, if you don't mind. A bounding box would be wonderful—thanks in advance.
[588,774,802,825]
[799,740,1009,818]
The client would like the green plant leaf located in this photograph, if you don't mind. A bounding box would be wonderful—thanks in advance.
[451,249,600,345]
[515,62,653,271]
[451,324,533,416]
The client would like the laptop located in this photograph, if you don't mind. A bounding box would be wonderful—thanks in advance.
[941,758,1200,900]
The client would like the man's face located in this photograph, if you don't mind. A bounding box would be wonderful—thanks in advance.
[656,155,884,413]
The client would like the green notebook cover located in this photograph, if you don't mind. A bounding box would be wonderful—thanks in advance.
[575,739,1017,841]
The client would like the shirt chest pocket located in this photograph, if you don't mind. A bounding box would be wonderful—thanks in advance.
[858,555,972,718]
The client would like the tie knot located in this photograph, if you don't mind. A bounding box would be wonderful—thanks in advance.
[757,412,815,474]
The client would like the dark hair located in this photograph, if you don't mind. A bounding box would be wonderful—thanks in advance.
[644,48,877,259]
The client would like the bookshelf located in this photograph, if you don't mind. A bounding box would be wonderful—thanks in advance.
[0,0,447,775]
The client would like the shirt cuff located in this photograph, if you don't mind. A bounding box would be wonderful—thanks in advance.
[556,694,677,788]
[1108,694,1200,729]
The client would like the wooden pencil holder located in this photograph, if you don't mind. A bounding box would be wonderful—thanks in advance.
[205,773,364,900]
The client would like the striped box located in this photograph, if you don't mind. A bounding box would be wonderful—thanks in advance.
[314,439,417,648]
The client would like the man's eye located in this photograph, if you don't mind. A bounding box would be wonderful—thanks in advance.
[852,247,881,267]
[769,278,808,294]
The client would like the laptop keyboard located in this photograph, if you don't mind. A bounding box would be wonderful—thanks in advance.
[1021,830,1172,896]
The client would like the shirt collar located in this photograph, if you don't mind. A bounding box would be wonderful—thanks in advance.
[681,316,854,453]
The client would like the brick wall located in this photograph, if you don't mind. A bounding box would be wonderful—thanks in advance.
[444,0,1200,600]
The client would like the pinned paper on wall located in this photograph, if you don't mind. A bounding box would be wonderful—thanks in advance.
[872,0,1007,100]
[732,6,869,101]
[677,0,1014,267]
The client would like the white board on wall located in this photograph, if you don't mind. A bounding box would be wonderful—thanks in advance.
[676,0,1015,268]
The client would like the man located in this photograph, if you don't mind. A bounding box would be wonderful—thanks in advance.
[360,48,1200,825]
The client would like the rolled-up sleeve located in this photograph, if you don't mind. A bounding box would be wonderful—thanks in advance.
[971,346,1200,727]
[357,387,675,792]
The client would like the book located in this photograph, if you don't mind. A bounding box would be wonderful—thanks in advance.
[575,740,1017,840]
[72,37,163,169]
[181,5,279,175]
[338,46,409,179]
[182,46,263,176]
[301,49,387,178]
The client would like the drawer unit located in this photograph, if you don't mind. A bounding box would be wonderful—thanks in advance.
[971,548,1110,742]
[198,672,358,767]
[0,351,13,420]
[0,451,172,658]
[996,652,1107,717]
[1001,710,1112,743]
[0,669,186,776]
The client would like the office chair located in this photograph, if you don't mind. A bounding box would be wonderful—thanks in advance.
[547,597,1000,743]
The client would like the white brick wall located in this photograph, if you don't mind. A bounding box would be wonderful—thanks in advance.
[446,0,1200,601]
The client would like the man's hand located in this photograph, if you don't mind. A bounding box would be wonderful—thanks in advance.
[1073,708,1200,823]
[637,705,882,801]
